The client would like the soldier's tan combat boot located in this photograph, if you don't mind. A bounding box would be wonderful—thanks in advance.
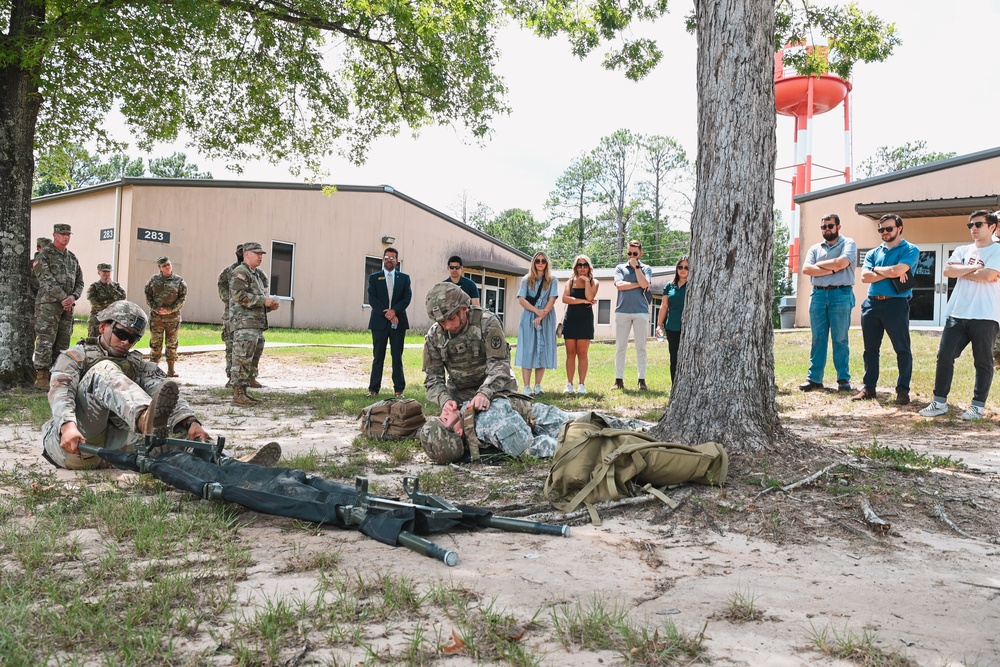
[236,442,281,467]
[232,385,256,406]
[166,360,178,377]
[34,368,50,389]
[136,380,179,437]
[248,378,264,388]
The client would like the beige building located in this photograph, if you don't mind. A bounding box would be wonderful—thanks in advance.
[795,146,1000,327]
[30,179,531,333]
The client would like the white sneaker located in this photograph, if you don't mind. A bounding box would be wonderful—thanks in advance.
[577,384,587,394]
[960,405,986,421]
[918,401,949,417]
[523,385,532,395]
[563,382,574,394]
[534,384,544,396]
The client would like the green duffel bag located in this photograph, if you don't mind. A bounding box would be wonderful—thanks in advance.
[543,412,728,525]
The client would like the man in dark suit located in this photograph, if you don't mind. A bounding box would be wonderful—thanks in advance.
[367,247,412,397]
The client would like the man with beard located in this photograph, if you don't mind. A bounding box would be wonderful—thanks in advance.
[799,213,857,393]
[854,214,920,405]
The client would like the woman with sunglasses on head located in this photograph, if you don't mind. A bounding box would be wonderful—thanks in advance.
[656,256,690,383]
[561,254,597,394]
[515,251,559,395]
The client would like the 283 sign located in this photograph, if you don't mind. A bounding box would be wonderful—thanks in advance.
[137,228,171,244]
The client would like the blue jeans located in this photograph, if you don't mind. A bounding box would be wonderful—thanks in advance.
[860,297,912,393]
[808,287,855,383]
[932,317,1000,407]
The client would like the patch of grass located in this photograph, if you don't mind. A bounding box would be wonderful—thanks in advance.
[723,587,763,622]
[850,439,965,472]
[809,623,919,666]
[0,389,51,428]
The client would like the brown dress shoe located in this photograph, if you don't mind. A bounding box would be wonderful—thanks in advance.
[895,391,910,405]
[851,388,876,401]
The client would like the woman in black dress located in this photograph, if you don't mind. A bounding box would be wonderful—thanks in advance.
[561,254,598,394]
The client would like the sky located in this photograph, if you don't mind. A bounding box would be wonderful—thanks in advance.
[163,0,1000,227]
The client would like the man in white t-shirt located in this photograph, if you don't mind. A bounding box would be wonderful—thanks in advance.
[919,210,1000,420]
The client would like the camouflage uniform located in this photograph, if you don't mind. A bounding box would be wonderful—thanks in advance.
[86,268,126,337]
[144,268,188,363]
[33,241,84,370]
[229,260,269,387]
[218,259,241,377]
[42,303,197,470]
[419,283,649,463]
[28,237,51,353]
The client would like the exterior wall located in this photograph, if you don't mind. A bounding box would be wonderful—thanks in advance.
[31,182,529,334]
[795,153,1000,327]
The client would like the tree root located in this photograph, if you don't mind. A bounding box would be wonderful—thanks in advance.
[933,504,980,541]
[861,500,891,536]
[753,461,843,501]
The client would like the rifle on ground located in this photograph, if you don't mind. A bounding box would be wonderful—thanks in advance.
[76,438,569,566]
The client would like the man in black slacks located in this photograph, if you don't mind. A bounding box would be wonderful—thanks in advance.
[367,247,412,397]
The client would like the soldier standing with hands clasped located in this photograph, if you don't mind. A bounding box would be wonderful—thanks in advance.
[34,223,84,388]
[144,256,188,377]
[87,263,127,338]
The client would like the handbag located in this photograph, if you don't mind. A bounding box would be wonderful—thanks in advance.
[556,319,564,337]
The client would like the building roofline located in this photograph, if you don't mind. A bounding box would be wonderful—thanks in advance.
[795,146,1000,204]
[31,178,532,260]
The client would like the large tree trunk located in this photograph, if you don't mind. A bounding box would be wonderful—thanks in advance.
[0,0,45,386]
[651,0,781,452]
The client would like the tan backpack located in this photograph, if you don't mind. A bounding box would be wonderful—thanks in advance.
[359,398,426,440]
[543,413,728,524]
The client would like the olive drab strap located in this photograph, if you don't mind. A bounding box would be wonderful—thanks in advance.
[461,405,482,462]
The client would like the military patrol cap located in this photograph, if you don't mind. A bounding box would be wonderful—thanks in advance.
[37,237,51,248]
[97,263,112,271]
[53,223,71,234]
[242,241,265,254]
[96,300,148,336]
[425,283,471,321]
[156,256,171,266]
[418,420,465,464]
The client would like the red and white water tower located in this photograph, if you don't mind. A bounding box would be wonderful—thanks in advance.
[774,44,852,283]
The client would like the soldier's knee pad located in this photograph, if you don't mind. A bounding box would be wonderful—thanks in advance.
[418,420,464,464]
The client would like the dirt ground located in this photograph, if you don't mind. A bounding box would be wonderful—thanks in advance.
[2,350,998,666]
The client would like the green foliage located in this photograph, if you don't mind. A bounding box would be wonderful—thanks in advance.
[857,140,957,179]
[848,440,965,472]
[472,207,547,255]
[33,145,211,196]
[772,211,793,328]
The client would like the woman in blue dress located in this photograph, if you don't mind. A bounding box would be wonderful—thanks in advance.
[515,251,559,395]
[655,256,689,383]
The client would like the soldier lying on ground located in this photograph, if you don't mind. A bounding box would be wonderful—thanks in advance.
[418,283,648,463]
[41,300,280,470]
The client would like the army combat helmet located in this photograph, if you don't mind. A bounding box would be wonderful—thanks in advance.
[96,300,149,337]
[425,283,471,322]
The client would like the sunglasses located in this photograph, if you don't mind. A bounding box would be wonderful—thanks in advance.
[968,221,989,229]
[877,226,896,234]
[575,262,590,268]
[678,265,690,270]
[534,259,548,264]
[627,251,640,257]
[447,265,462,270]
[820,223,837,230]
[111,324,141,344]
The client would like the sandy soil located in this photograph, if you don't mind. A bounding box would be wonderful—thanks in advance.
[2,350,998,666]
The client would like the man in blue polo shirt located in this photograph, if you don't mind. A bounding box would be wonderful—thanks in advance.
[800,213,857,392]
[853,214,920,404]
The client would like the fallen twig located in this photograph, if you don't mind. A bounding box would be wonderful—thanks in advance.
[958,580,1000,591]
[525,494,661,524]
[753,462,843,501]
[820,513,879,542]
[861,500,891,536]
[933,504,980,540]
[448,463,494,477]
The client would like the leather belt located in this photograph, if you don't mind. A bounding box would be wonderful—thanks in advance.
[870,295,900,301]
[813,285,852,290]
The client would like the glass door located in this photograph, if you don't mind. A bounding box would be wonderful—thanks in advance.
[908,244,962,326]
